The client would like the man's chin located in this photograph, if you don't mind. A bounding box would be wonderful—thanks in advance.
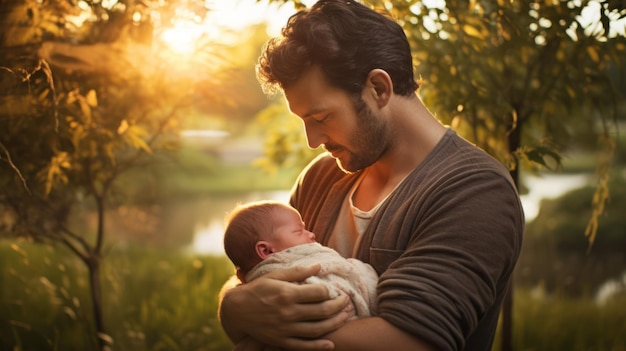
[335,158,359,174]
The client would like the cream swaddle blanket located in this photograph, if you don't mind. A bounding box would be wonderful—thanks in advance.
[245,242,378,319]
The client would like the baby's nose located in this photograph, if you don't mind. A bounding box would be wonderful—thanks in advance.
[307,230,316,241]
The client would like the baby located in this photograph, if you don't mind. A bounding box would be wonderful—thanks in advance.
[223,200,378,319]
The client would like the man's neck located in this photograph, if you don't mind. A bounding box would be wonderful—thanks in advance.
[352,96,446,211]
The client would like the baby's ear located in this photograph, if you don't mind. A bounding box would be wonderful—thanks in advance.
[236,268,246,283]
[255,241,273,259]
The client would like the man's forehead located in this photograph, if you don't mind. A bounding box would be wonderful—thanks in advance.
[283,68,345,118]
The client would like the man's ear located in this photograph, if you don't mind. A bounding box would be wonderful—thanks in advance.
[255,241,273,259]
[365,69,392,108]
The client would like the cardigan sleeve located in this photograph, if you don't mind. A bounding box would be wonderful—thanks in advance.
[373,168,523,351]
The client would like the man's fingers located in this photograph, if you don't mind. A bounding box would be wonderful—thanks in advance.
[290,282,335,303]
[259,264,336,304]
[293,294,350,321]
[264,264,322,282]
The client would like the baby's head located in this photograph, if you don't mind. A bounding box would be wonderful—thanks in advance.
[223,201,316,280]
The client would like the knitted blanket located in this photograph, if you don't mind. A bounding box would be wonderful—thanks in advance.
[246,242,378,319]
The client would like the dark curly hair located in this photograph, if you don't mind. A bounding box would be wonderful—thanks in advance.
[256,0,418,97]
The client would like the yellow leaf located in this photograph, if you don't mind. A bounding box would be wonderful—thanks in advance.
[64,306,77,320]
[117,119,129,135]
[86,89,98,107]
[38,89,49,100]
[126,125,152,153]
[79,98,91,123]
[463,24,483,39]
[66,91,77,105]
[97,332,114,345]
[587,46,600,63]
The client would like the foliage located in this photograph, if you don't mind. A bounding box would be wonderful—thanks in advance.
[253,99,323,174]
[494,288,626,351]
[0,240,233,351]
[525,168,626,249]
[384,0,624,159]
[0,0,237,348]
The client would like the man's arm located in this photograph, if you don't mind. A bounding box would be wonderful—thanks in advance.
[218,264,351,350]
[325,317,436,351]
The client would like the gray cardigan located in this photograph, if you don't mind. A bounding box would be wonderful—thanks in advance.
[290,129,524,351]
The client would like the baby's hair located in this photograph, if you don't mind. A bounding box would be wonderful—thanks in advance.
[223,200,291,273]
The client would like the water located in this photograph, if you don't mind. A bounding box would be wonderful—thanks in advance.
[519,173,590,221]
[185,190,290,255]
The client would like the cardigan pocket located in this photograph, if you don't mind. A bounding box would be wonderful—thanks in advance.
[369,248,403,275]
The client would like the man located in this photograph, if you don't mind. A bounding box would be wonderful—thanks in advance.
[219,1,524,350]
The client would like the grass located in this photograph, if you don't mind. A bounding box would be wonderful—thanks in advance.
[1,240,625,351]
[497,289,626,351]
[134,146,301,199]
[0,240,234,351]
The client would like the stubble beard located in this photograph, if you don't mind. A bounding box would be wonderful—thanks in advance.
[335,98,389,173]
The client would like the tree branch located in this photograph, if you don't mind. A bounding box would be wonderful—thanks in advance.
[0,141,30,194]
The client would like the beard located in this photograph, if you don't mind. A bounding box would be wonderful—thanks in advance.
[328,98,389,173]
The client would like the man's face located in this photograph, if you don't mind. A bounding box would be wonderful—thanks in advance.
[284,66,389,173]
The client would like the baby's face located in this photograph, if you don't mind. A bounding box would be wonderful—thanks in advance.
[268,206,316,252]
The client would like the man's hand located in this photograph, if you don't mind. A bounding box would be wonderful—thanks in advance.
[219,264,351,350]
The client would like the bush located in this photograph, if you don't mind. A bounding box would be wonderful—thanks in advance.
[525,169,626,249]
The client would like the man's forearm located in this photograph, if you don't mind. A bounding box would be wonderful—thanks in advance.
[326,317,436,351]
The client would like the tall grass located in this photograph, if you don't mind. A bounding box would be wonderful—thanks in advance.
[492,289,626,351]
[2,240,625,351]
[0,240,234,351]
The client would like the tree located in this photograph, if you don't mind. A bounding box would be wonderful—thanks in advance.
[0,0,226,349]
[261,0,625,350]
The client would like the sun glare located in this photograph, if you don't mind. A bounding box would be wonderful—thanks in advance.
[161,20,203,54]
[156,0,305,55]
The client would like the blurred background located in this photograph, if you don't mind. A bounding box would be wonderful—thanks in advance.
[1,0,624,350]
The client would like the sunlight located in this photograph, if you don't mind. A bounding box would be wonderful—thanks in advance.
[161,20,204,54]
[204,0,311,36]
[156,0,306,55]
[577,0,626,38]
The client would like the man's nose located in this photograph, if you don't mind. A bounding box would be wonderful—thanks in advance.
[303,122,326,149]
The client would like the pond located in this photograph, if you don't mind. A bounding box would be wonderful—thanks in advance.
[183,190,290,255]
